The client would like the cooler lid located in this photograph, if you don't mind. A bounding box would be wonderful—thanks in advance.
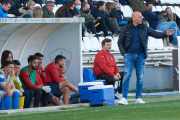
[78,82,103,86]
[88,85,113,90]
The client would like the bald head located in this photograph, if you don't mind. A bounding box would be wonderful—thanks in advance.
[132,12,142,26]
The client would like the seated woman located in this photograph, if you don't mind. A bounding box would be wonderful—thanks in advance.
[165,7,180,29]
[21,6,43,18]
[19,0,35,18]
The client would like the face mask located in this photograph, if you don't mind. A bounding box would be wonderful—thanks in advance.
[167,12,171,16]
[84,10,90,13]
[148,7,152,12]
[76,6,81,10]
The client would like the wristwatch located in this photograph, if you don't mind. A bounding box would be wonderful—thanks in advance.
[42,70,45,72]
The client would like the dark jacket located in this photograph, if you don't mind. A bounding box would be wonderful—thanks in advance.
[146,0,161,6]
[90,8,110,19]
[110,8,127,23]
[80,10,95,24]
[59,9,73,17]
[130,0,146,14]
[118,20,167,59]
[42,5,54,18]
[10,0,24,11]
[71,8,80,16]
[143,10,161,29]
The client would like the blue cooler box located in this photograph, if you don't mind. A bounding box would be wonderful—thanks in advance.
[78,82,103,102]
[88,85,114,106]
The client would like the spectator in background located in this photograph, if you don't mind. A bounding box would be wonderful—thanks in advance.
[56,0,71,4]
[33,6,43,18]
[91,1,120,36]
[42,1,54,18]
[13,60,34,109]
[145,0,161,6]
[80,0,96,9]
[110,2,127,27]
[118,11,174,105]
[143,2,180,46]
[159,11,167,22]
[0,61,20,110]
[81,3,112,36]
[19,55,51,107]
[94,38,123,99]
[71,0,99,37]
[130,0,146,15]
[8,0,25,16]
[0,0,12,18]
[55,1,95,37]
[44,55,78,105]
[19,0,35,18]
[165,7,180,29]
[34,53,63,105]
[1,50,13,68]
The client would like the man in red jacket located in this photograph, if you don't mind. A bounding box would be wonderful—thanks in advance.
[44,55,78,105]
[94,38,123,99]
[35,53,63,106]
[20,55,51,107]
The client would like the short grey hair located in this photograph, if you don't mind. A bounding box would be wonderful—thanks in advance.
[114,2,121,9]
[46,1,54,6]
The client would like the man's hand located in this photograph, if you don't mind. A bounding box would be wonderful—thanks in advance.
[8,90,14,97]
[166,29,174,36]
[19,91,23,97]
[116,73,121,79]
[39,64,44,70]
[114,75,119,81]
[63,76,67,80]
[19,88,24,93]
[38,85,43,89]
[10,70,15,77]
[124,54,127,56]
[97,17,101,20]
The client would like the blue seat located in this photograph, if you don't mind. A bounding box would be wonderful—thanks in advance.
[83,68,96,82]
[92,68,97,80]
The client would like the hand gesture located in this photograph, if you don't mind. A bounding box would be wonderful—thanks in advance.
[19,91,23,97]
[114,75,119,81]
[10,70,15,77]
[39,64,44,70]
[166,29,174,36]
[8,90,14,97]
[116,73,121,79]
[63,76,67,80]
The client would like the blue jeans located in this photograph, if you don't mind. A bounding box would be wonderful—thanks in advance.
[156,21,180,45]
[122,54,145,99]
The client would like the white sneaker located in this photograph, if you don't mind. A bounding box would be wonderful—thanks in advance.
[114,92,122,99]
[135,98,146,104]
[84,32,95,37]
[117,97,128,105]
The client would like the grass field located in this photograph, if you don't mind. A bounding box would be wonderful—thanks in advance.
[0,95,180,120]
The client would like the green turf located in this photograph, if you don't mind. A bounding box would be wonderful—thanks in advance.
[1,95,180,120]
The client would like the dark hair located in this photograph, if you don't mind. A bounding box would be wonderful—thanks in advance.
[3,61,14,67]
[160,10,166,15]
[28,55,39,63]
[101,39,111,46]
[34,53,44,57]
[55,1,75,17]
[146,2,153,7]
[55,55,66,63]
[1,50,13,65]
[46,1,54,6]
[13,60,21,65]
[2,0,12,5]
[97,1,105,9]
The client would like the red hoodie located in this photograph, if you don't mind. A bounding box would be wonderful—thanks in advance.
[20,66,44,89]
[94,50,119,77]
[44,62,64,85]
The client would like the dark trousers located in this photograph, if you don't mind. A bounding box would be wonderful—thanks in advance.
[28,88,49,107]
[96,72,124,94]
[103,17,115,33]
[95,19,109,36]
[23,89,34,108]
[85,21,97,34]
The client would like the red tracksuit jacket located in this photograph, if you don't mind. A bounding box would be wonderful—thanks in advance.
[36,66,47,84]
[44,62,64,85]
[94,50,119,77]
